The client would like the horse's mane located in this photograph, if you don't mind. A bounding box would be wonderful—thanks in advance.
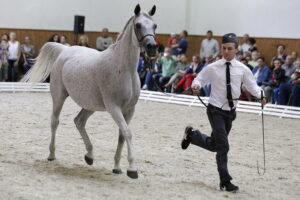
[116,16,135,42]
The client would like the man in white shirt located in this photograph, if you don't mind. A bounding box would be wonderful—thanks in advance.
[96,28,114,51]
[181,33,266,192]
[200,30,220,60]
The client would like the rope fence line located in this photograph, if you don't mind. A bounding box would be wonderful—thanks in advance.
[1,82,299,119]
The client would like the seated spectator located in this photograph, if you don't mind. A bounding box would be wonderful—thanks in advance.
[164,54,189,90]
[138,52,155,87]
[252,56,269,86]
[153,47,177,91]
[240,57,253,71]
[78,35,90,47]
[261,58,286,102]
[96,28,114,51]
[202,55,214,96]
[0,39,9,81]
[7,32,21,82]
[142,57,162,90]
[59,35,70,46]
[238,33,250,54]
[174,55,203,94]
[171,30,188,56]
[278,58,300,106]
[21,36,36,72]
[200,30,219,61]
[48,34,59,42]
[170,37,179,56]
[167,33,176,47]
[247,37,258,52]
[248,50,260,68]
[273,44,287,61]
[291,51,298,64]
[282,55,296,78]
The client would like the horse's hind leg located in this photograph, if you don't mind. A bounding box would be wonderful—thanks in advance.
[113,108,135,174]
[48,90,68,161]
[74,108,94,165]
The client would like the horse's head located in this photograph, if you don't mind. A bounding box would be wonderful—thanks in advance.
[133,4,157,58]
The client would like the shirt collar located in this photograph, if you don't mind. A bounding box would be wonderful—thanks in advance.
[220,57,237,66]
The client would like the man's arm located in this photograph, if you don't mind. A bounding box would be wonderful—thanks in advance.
[191,66,211,95]
[243,67,265,99]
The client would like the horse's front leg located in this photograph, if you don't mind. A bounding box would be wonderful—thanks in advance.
[108,106,137,179]
[113,108,135,174]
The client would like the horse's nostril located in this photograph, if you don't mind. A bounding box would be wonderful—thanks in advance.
[147,44,152,49]
[147,43,157,50]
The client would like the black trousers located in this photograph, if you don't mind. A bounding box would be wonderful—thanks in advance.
[191,104,236,183]
[7,59,18,82]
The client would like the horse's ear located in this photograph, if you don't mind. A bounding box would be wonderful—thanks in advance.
[134,4,141,16]
[149,5,156,16]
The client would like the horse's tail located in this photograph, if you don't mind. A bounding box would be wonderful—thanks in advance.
[21,42,66,84]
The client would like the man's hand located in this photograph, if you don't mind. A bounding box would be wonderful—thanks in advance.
[192,84,201,96]
[260,97,267,105]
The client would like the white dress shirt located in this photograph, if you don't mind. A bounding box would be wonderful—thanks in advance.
[192,58,263,110]
[200,38,220,59]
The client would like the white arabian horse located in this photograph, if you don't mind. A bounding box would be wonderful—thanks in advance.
[22,4,157,179]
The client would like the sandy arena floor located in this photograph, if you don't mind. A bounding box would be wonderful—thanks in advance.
[0,93,299,200]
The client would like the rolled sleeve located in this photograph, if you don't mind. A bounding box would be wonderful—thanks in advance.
[243,68,264,99]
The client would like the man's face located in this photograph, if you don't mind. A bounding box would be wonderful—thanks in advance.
[285,56,293,65]
[102,29,108,37]
[251,51,259,61]
[207,32,212,39]
[221,43,238,61]
[164,47,171,55]
[257,58,264,67]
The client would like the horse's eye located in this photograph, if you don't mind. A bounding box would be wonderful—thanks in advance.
[136,23,142,29]
[153,24,157,29]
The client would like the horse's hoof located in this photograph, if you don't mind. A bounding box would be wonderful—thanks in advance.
[84,155,93,165]
[47,157,55,161]
[112,169,123,174]
[127,170,138,179]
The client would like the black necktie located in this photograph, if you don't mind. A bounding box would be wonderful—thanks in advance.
[225,62,234,108]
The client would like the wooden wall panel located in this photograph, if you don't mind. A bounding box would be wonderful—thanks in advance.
[1,28,299,65]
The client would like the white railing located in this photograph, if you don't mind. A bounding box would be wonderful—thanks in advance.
[1,82,300,119]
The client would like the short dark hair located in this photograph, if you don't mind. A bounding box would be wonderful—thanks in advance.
[276,44,285,49]
[207,30,213,35]
[182,30,188,37]
[257,56,265,62]
[248,37,256,45]
[273,58,283,65]
[241,58,247,62]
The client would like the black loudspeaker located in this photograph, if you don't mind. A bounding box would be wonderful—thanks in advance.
[74,15,85,34]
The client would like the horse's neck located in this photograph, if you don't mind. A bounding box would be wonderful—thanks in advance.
[116,21,140,73]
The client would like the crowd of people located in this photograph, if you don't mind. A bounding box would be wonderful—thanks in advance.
[138,30,300,107]
[0,29,299,107]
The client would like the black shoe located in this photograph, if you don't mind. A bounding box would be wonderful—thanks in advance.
[181,126,193,150]
[220,181,239,192]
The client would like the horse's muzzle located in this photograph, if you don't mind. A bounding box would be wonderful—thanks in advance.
[146,43,157,57]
